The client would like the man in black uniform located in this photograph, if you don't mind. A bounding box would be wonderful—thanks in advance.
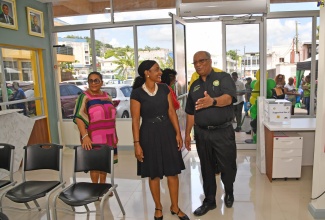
[185,51,237,216]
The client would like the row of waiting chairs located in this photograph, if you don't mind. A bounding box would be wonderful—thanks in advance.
[0,143,125,220]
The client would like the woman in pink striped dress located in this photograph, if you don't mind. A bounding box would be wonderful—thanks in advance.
[73,71,118,183]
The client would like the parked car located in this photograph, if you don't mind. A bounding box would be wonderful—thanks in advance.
[101,84,132,118]
[23,84,82,119]
[62,80,88,90]
[59,83,83,119]
[102,73,118,85]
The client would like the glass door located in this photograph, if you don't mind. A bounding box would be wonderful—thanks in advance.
[222,17,265,149]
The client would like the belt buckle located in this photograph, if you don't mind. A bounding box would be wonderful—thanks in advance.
[207,126,215,130]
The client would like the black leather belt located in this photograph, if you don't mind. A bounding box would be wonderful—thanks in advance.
[196,121,232,130]
[143,115,168,123]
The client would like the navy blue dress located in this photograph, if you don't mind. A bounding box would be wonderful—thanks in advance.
[130,83,185,179]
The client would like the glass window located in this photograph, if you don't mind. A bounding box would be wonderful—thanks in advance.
[94,27,135,89]
[186,21,221,80]
[267,17,312,116]
[120,86,132,97]
[56,30,92,82]
[0,48,44,117]
[270,3,318,12]
[137,24,173,69]
[115,9,176,22]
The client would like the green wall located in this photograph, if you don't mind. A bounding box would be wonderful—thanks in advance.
[0,0,59,143]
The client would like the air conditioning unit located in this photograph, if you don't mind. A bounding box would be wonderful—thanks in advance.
[179,0,269,17]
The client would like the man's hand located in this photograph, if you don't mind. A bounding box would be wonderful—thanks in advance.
[195,91,214,110]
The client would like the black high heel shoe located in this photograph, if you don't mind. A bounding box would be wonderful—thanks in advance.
[170,208,190,220]
[154,208,163,220]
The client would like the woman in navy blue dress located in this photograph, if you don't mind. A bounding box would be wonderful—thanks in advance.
[130,60,190,220]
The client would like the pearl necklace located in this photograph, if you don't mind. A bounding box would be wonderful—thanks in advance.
[142,83,158,96]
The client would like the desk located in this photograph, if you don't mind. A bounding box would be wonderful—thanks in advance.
[264,118,316,182]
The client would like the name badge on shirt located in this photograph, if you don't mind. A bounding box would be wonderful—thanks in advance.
[193,85,200,92]
[213,80,219,86]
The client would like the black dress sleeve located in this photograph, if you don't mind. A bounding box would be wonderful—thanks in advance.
[131,88,141,102]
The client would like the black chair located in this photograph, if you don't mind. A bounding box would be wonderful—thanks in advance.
[3,143,65,220]
[53,145,125,220]
[0,143,16,212]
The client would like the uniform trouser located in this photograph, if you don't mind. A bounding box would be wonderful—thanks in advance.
[194,125,237,204]
[233,101,244,128]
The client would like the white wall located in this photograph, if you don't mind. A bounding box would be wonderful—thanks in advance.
[59,119,133,147]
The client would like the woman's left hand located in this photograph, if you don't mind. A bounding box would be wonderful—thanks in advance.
[176,133,183,151]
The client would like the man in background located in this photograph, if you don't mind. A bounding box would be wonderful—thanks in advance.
[31,15,41,33]
[231,72,245,132]
[244,77,252,116]
[0,3,14,25]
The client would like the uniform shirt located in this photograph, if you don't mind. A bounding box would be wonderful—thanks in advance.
[233,79,245,105]
[185,70,237,127]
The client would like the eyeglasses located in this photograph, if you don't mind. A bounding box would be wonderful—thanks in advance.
[192,58,209,65]
[88,79,101,84]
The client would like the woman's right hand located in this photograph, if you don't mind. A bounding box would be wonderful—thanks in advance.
[134,144,144,162]
[82,136,92,150]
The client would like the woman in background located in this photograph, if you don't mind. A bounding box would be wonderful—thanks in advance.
[161,68,180,110]
[272,74,285,99]
[73,71,118,184]
[131,60,190,220]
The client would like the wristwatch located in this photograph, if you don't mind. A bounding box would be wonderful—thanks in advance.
[212,98,217,106]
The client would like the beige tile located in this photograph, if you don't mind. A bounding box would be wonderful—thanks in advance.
[0,147,317,220]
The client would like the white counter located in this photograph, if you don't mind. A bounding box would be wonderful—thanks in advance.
[263,118,316,131]
[263,118,316,167]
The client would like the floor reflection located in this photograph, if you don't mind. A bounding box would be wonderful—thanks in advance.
[1,146,315,220]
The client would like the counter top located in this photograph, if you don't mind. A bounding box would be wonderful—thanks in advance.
[0,109,23,116]
[263,118,316,131]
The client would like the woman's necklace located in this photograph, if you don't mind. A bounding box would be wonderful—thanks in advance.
[142,83,158,96]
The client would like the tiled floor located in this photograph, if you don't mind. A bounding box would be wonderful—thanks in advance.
[1,145,317,220]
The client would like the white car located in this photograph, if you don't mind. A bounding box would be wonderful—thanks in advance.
[101,84,132,118]
[102,73,118,85]
[62,80,88,90]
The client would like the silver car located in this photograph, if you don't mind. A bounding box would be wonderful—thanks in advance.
[101,84,132,118]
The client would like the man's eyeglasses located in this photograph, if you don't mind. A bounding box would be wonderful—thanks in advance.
[88,79,101,84]
[192,58,209,65]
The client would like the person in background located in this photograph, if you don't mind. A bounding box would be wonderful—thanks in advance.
[168,68,177,92]
[185,51,237,216]
[73,71,118,184]
[302,75,311,115]
[272,74,285,99]
[231,72,245,132]
[161,68,180,110]
[0,83,13,101]
[130,60,190,220]
[284,77,299,115]
[244,77,252,115]
[31,15,41,33]
[188,67,223,90]
[12,82,28,115]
